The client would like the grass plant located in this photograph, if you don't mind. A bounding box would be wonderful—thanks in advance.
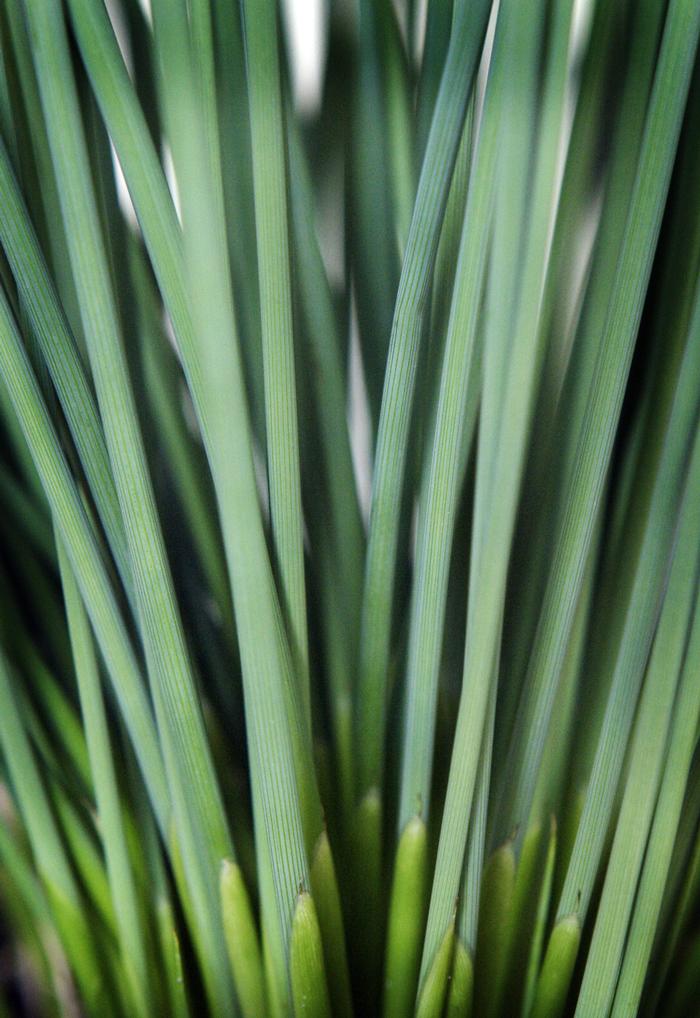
[0,1,699,1015]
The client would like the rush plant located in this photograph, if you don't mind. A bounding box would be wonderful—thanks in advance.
[0,0,699,1016]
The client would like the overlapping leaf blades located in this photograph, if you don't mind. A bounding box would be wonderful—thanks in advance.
[0,2,698,1017]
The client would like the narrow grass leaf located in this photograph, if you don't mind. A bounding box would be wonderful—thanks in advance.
[240,0,309,714]
[0,285,168,824]
[290,892,332,1018]
[574,418,700,1015]
[56,537,151,1017]
[0,137,132,599]
[0,648,103,1008]
[356,0,492,800]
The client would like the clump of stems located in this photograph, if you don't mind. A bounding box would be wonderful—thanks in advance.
[0,1,699,1016]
